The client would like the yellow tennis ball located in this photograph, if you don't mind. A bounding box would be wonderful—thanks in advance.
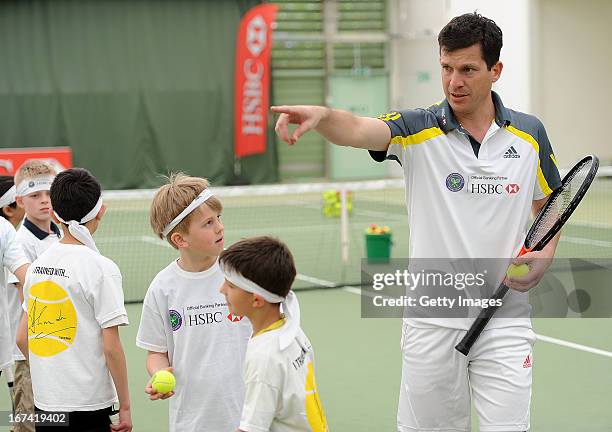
[507,263,530,279]
[151,370,176,394]
[28,281,77,357]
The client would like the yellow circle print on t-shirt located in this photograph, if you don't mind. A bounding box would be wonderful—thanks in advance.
[27,281,77,357]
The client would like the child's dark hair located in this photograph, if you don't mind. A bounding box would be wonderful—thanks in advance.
[0,176,17,219]
[50,168,101,222]
[219,236,296,298]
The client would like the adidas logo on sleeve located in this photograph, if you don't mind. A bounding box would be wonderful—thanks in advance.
[503,146,520,159]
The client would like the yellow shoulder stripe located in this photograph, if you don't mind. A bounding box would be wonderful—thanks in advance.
[550,153,559,168]
[505,125,553,195]
[390,127,444,148]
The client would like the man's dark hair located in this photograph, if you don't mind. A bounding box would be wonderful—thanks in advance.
[438,12,503,69]
[0,176,17,219]
[219,236,296,298]
[50,168,101,222]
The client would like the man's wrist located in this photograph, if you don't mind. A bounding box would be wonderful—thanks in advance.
[320,106,332,121]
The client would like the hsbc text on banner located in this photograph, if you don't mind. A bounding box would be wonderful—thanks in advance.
[0,147,73,175]
[234,4,278,158]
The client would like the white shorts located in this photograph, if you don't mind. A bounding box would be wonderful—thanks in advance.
[397,323,536,432]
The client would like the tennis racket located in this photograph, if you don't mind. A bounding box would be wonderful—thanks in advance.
[455,154,599,356]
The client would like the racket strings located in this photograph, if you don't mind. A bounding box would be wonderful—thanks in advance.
[526,160,593,248]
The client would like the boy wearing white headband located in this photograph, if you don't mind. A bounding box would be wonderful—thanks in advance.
[219,236,328,432]
[137,173,250,432]
[14,160,60,253]
[16,168,132,432]
[11,160,61,432]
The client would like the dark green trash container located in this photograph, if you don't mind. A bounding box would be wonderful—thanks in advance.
[365,232,392,264]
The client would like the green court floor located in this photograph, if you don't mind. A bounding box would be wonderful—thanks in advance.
[1,289,611,431]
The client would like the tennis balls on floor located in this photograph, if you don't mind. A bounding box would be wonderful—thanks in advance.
[151,370,176,394]
[507,263,530,279]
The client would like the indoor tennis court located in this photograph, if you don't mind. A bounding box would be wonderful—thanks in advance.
[1,175,611,431]
[1,0,611,431]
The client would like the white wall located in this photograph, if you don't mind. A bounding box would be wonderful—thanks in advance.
[387,0,611,170]
[388,0,531,113]
[532,0,612,164]
[388,0,446,111]
[447,0,531,113]
[386,0,447,176]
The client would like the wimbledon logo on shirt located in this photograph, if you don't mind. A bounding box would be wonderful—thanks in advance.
[169,310,183,331]
[446,173,465,192]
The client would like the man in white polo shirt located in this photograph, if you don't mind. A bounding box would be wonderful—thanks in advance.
[273,12,560,432]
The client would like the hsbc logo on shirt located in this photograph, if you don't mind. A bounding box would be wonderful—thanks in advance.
[466,175,520,196]
[171,302,241,329]
[469,183,504,194]
[469,183,521,195]
[227,313,244,323]
[186,312,224,326]
[185,312,244,326]
[506,184,520,194]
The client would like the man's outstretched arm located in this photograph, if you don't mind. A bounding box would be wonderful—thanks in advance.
[272,105,391,151]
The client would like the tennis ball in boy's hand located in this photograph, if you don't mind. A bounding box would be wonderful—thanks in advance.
[151,370,176,394]
[507,263,530,279]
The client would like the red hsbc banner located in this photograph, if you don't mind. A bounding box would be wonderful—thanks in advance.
[0,147,73,175]
[234,3,278,158]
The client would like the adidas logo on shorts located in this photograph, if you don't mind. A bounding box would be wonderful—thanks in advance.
[504,146,520,159]
[523,354,532,368]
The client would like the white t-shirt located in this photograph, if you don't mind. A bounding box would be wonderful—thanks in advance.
[22,242,129,411]
[136,260,251,432]
[8,220,62,361]
[240,323,328,432]
[6,269,23,361]
[0,218,29,370]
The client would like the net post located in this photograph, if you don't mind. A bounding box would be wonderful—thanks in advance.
[340,188,349,265]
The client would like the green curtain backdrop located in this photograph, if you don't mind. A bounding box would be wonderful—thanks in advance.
[0,0,277,189]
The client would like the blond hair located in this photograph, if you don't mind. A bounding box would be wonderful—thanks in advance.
[14,160,57,186]
[150,173,222,248]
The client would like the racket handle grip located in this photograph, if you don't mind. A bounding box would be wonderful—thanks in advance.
[455,284,510,356]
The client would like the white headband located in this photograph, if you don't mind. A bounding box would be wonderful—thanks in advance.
[16,176,54,197]
[54,197,104,253]
[0,186,16,208]
[220,262,300,351]
[162,189,213,237]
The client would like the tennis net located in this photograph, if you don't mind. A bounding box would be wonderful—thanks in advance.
[97,171,612,303]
